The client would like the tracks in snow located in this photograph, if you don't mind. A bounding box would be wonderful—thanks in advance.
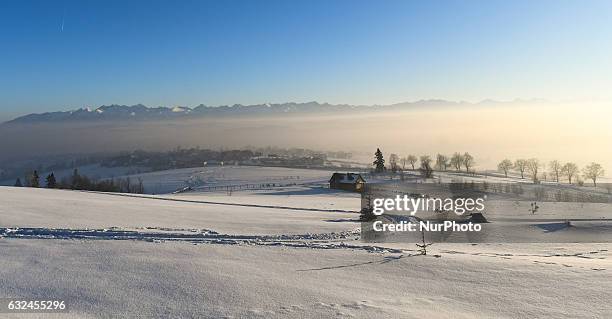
[0,227,403,254]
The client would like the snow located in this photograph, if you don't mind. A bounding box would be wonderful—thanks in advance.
[0,239,610,318]
[171,106,188,113]
[0,187,355,235]
[114,165,337,194]
[1,166,611,318]
[167,185,360,212]
[0,164,147,186]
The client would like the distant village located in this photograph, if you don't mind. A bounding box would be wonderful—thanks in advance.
[0,146,360,191]
[98,147,355,171]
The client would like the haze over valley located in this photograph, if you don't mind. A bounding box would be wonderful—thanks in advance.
[2,99,610,173]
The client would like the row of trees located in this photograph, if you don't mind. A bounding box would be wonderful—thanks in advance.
[14,169,145,193]
[373,149,476,179]
[498,159,605,186]
[14,171,52,188]
[373,149,606,187]
[374,150,476,174]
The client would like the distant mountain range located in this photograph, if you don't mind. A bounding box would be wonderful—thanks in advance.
[3,99,543,124]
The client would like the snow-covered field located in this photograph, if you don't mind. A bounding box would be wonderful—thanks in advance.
[0,187,357,236]
[1,166,611,318]
[2,240,610,319]
[115,165,337,194]
[0,164,148,187]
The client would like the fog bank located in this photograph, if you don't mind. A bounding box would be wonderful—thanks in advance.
[1,101,610,171]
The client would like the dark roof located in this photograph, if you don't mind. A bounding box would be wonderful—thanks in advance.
[329,172,365,184]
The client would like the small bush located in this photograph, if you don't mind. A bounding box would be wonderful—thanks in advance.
[359,207,376,222]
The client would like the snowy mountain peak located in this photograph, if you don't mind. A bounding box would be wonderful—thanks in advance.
[172,106,190,113]
[3,100,529,125]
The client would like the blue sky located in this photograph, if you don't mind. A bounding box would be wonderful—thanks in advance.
[1,0,611,119]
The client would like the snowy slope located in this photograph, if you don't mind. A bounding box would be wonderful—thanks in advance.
[1,240,610,319]
[113,165,337,194]
[0,187,356,235]
[1,186,611,318]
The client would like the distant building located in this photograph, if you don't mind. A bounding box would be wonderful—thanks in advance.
[248,154,325,168]
[329,173,366,192]
[203,160,223,166]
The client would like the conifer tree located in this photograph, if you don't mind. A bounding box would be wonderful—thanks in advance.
[14,178,22,187]
[373,148,385,173]
[71,168,80,189]
[46,173,57,188]
[30,170,40,188]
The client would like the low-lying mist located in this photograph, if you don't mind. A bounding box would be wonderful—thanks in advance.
[1,101,610,172]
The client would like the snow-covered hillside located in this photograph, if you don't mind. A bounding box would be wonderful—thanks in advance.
[0,163,147,187]
[0,186,358,235]
[1,185,611,318]
[113,165,338,194]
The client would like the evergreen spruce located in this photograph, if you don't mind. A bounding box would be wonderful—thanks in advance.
[373,148,385,173]
[71,168,80,189]
[30,170,40,188]
[14,178,22,187]
[46,173,57,188]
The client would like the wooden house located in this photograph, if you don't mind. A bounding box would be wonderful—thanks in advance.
[329,173,366,192]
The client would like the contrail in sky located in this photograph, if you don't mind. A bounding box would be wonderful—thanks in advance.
[61,7,65,32]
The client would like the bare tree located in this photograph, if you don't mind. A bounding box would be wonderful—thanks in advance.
[435,154,449,171]
[582,162,605,187]
[420,155,433,178]
[137,177,145,194]
[514,159,527,179]
[497,159,513,177]
[526,158,540,183]
[406,155,418,170]
[420,155,432,167]
[463,152,474,173]
[450,152,464,171]
[389,153,400,173]
[416,230,432,256]
[400,157,408,170]
[549,160,562,183]
[561,162,579,184]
